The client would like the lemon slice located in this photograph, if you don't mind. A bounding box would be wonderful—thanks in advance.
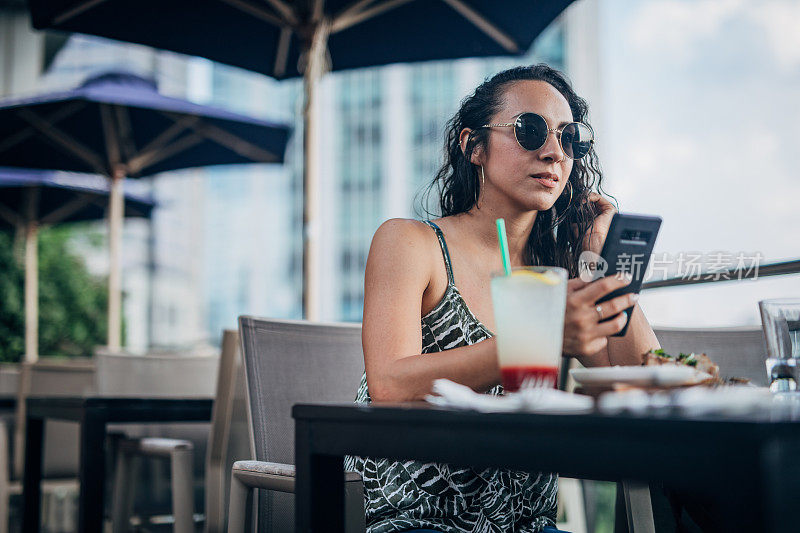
[511,270,560,285]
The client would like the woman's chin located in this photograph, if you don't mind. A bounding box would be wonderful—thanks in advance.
[515,193,557,213]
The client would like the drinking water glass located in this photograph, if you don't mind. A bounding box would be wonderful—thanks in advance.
[490,266,568,391]
[759,299,800,393]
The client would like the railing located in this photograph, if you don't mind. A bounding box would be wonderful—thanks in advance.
[641,259,800,290]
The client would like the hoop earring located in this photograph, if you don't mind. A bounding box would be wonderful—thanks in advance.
[480,165,486,189]
[553,181,573,226]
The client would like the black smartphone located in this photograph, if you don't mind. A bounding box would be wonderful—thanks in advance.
[594,213,662,336]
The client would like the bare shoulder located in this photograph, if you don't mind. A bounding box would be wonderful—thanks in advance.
[366,218,438,286]
[369,218,438,257]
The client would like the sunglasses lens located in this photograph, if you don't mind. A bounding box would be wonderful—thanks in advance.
[515,113,548,151]
[561,122,593,159]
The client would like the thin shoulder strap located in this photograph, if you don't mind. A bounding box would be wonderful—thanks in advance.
[423,220,455,285]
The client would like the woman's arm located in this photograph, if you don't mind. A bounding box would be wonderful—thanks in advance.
[607,303,660,365]
[575,193,661,366]
[362,219,501,402]
[362,219,650,400]
[576,302,660,367]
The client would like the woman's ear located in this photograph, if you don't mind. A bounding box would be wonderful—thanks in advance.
[458,128,472,156]
[459,128,484,166]
[470,145,483,166]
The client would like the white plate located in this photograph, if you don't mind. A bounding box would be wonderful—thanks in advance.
[570,365,711,387]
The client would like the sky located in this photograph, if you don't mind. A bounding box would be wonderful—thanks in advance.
[596,0,800,326]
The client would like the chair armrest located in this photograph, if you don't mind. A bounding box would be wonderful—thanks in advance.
[231,460,295,493]
[231,460,362,494]
[119,437,193,458]
[228,461,365,533]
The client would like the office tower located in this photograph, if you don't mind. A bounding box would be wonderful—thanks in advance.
[27,13,576,346]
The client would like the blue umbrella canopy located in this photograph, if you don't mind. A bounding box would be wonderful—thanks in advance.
[0,71,289,349]
[0,72,290,177]
[0,166,154,228]
[0,166,155,362]
[28,0,573,79]
[27,0,574,319]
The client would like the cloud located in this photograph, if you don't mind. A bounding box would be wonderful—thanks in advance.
[625,0,800,73]
[749,1,800,72]
[628,0,744,64]
[605,0,800,326]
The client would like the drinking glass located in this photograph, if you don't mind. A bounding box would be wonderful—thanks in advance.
[490,266,568,391]
[759,299,800,393]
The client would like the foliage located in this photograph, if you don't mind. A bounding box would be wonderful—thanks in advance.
[0,226,109,362]
[592,481,618,533]
[0,233,24,361]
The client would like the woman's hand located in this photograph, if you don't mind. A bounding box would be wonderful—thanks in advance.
[562,274,636,359]
[581,192,616,255]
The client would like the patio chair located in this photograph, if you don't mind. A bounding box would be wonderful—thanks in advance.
[0,364,19,533]
[617,325,768,533]
[228,317,365,533]
[1,359,95,533]
[654,325,768,385]
[108,331,250,533]
[99,347,219,533]
[0,365,19,397]
[205,330,251,533]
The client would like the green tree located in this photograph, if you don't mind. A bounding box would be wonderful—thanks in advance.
[0,226,109,362]
[0,233,24,361]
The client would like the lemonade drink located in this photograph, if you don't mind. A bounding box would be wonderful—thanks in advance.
[490,266,568,391]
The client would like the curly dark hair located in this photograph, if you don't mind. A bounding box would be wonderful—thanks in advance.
[421,64,614,277]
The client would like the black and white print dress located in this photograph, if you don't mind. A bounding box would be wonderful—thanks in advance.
[344,220,558,533]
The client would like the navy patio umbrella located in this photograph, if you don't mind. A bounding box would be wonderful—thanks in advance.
[0,72,290,349]
[27,0,575,319]
[0,166,155,361]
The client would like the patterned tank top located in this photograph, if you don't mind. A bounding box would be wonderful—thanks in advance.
[345,220,558,533]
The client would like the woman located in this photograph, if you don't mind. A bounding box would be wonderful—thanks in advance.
[345,64,659,533]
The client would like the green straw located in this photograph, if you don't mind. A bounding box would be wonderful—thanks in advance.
[495,218,512,276]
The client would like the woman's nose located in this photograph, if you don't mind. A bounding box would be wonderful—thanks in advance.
[537,131,565,162]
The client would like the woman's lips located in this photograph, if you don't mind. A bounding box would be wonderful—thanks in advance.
[532,176,558,189]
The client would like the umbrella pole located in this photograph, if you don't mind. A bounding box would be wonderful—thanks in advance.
[301,19,330,321]
[107,169,125,350]
[24,221,38,363]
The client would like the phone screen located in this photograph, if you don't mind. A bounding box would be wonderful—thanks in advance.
[594,213,662,336]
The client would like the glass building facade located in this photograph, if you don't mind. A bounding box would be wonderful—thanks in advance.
[336,69,384,320]
[35,18,566,347]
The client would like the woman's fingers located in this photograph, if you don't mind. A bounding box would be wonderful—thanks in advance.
[567,276,590,293]
[564,273,636,357]
[581,193,617,254]
[593,311,629,337]
[587,192,616,214]
[596,293,637,321]
[563,275,637,357]
[563,335,607,358]
[575,274,631,303]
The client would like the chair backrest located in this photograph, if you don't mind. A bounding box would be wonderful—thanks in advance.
[96,348,219,515]
[653,326,768,386]
[238,316,364,533]
[13,359,96,479]
[95,348,219,397]
[0,364,20,395]
[205,329,251,533]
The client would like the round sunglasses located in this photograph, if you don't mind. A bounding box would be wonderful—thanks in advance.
[479,112,594,160]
